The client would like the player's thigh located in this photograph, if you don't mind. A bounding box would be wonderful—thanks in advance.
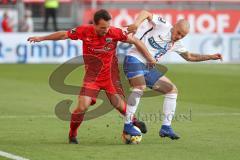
[106,93,125,108]
[128,75,146,90]
[79,82,101,106]
[123,56,146,90]
[152,76,178,94]
[144,67,164,89]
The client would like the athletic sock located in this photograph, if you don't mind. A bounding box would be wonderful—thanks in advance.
[125,88,143,124]
[69,110,85,138]
[162,93,177,126]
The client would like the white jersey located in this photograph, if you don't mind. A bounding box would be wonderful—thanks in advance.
[127,14,187,63]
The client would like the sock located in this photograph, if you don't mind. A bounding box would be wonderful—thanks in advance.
[125,88,143,124]
[69,110,85,138]
[162,93,177,126]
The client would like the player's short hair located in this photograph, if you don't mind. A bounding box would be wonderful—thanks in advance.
[93,9,111,25]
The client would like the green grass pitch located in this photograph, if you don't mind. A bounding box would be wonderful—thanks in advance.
[0,64,240,160]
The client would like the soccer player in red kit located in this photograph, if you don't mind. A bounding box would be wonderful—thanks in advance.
[1,12,13,32]
[28,9,156,144]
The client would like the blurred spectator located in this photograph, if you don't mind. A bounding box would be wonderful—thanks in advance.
[0,0,16,5]
[19,10,34,32]
[1,11,13,32]
[43,0,59,31]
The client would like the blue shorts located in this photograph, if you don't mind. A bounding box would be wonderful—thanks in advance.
[123,56,164,89]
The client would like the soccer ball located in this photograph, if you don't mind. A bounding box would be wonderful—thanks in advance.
[122,126,142,144]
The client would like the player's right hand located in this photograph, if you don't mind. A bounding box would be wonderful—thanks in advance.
[211,53,223,61]
[27,36,42,43]
[147,59,157,69]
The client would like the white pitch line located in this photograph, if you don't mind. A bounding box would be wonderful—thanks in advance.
[0,150,29,160]
[195,113,240,116]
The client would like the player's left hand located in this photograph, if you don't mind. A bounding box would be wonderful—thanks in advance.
[211,53,223,61]
[27,36,42,43]
[123,23,139,34]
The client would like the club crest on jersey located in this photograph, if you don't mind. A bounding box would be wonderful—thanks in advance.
[106,38,112,43]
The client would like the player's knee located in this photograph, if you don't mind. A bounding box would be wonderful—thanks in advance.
[134,85,146,91]
[113,104,122,110]
[75,103,88,113]
[162,84,178,94]
[169,85,178,94]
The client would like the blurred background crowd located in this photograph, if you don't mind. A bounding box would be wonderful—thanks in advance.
[0,0,239,32]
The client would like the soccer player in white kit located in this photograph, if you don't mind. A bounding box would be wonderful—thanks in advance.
[123,10,222,139]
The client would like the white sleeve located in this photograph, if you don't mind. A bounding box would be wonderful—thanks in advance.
[171,40,188,54]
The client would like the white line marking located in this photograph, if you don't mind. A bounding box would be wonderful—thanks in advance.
[195,113,240,116]
[0,150,29,160]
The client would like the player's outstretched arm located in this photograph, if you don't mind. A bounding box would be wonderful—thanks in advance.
[126,35,156,65]
[180,52,223,62]
[27,31,68,43]
[125,10,153,34]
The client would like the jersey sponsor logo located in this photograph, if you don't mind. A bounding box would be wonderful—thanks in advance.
[104,43,116,51]
[88,42,116,53]
[148,36,169,61]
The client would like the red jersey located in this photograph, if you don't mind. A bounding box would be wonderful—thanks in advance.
[67,25,128,96]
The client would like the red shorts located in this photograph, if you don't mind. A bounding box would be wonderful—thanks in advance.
[79,79,124,105]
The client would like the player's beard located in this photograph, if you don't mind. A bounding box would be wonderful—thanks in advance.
[100,31,107,36]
